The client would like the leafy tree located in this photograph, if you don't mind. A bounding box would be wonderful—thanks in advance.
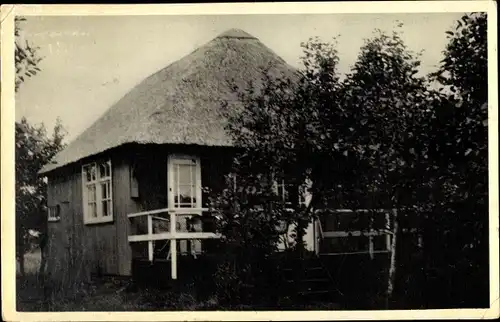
[423,12,488,307]
[16,117,66,276]
[337,26,434,208]
[226,37,343,249]
[15,16,66,278]
[210,173,286,306]
[15,17,42,92]
[212,37,342,306]
[215,13,488,309]
[334,25,437,307]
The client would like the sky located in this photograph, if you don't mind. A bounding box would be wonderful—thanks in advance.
[15,13,464,143]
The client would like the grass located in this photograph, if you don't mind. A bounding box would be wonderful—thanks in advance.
[17,273,345,311]
[17,274,223,311]
[15,252,344,311]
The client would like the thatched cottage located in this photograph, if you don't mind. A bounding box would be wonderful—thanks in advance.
[40,29,394,285]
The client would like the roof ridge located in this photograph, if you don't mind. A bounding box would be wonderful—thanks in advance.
[215,28,258,40]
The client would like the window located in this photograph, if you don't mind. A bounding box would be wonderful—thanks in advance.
[130,163,139,198]
[168,155,201,209]
[275,180,292,206]
[274,178,311,208]
[48,204,61,222]
[82,160,113,224]
[168,155,202,256]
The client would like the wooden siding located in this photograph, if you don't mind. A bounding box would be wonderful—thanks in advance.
[46,168,92,285]
[113,157,139,275]
[47,153,134,278]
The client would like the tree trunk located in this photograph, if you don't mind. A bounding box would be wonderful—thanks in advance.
[17,241,26,277]
[386,208,399,309]
[296,219,305,250]
[38,233,48,280]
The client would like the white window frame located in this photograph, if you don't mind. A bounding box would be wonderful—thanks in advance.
[167,154,203,256]
[48,204,61,222]
[82,160,113,224]
[167,154,202,210]
[274,178,312,208]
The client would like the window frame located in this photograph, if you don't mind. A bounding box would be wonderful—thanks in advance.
[47,204,61,222]
[274,178,312,208]
[82,160,114,225]
[167,154,202,210]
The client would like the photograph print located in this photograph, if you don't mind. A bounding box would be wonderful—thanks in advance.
[3,2,497,319]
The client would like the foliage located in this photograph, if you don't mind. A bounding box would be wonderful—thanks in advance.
[15,17,42,92]
[217,13,488,308]
[213,36,344,305]
[16,117,66,274]
[422,12,488,307]
[330,26,434,210]
[15,15,65,277]
[210,173,286,306]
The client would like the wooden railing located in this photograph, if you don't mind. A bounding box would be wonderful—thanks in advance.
[314,208,395,258]
[127,207,220,279]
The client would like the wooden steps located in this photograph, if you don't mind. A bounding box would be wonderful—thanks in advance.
[280,253,344,305]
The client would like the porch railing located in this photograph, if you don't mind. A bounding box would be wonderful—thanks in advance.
[315,208,395,258]
[127,208,220,279]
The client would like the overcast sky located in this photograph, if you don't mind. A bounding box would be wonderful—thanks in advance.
[15,13,464,142]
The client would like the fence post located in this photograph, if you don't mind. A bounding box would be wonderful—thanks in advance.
[147,215,153,262]
[170,210,177,280]
[386,208,399,309]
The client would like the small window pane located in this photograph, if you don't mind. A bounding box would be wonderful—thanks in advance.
[84,165,95,182]
[90,165,97,181]
[87,185,96,202]
[102,201,108,217]
[99,162,110,178]
[177,164,194,185]
[178,185,195,207]
[89,203,97,218]
[48,205,60,220]
[101,182,108,199]
[102,200,112,217]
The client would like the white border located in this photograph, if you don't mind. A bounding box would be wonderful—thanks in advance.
[1,2,498,321]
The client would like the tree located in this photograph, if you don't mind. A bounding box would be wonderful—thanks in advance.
[212,37,342,306]
[423,12,488,307]
[336,25,436,308]
[15,17,42,92]
[15,17,66,278]
[210,173,287,306]
[16,117,66,276]
[217,14,488,308]
[228,37,343,248]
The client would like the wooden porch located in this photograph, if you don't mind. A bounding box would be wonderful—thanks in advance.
[127,207,221,280]
[127,206,408,280]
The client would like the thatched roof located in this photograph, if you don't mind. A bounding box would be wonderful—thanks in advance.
[40,28,299,174]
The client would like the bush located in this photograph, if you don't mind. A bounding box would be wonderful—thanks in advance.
[209,173,290,307]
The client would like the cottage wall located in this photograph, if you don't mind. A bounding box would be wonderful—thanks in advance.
[46,144,235,280]
[46,168,85,285]
[46,150,140,280]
